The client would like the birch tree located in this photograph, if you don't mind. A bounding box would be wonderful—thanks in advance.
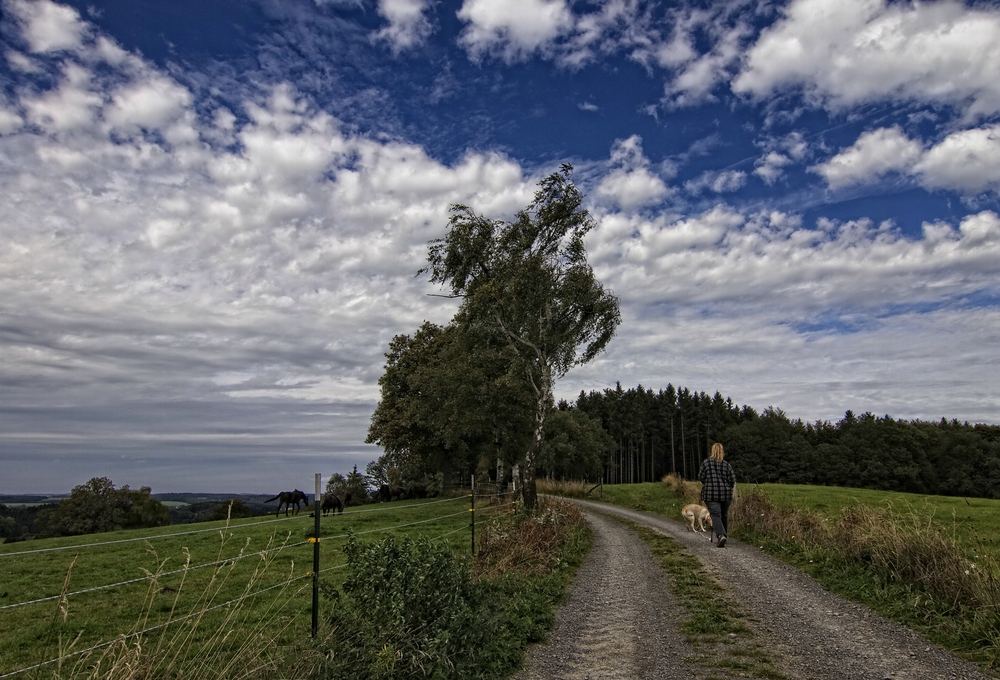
[423,165,620,510]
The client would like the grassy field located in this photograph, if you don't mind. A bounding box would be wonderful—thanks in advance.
[0,494,485,678]
[546,479,1000,672]
[752,483,1000,557]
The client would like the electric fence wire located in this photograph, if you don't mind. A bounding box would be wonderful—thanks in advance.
[1,503,473,611]
[0,540,311,611]
[0,494,471,559]
[0,513,312,558]
[0,571,315,680]
[0,509,476,679]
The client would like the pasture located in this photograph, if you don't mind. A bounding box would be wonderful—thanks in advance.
[0,494,486,678]
[753,483,1000,557]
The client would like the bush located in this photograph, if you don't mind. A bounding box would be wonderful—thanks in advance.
[319,535,516,679]
[317,500,590,679]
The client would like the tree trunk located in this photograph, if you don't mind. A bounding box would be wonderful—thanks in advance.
[521,363,551,512]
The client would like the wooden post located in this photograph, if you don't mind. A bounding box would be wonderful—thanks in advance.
[470,474,475,556]
[311,473,320,639]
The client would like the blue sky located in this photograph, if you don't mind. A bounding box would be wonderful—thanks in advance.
[1,0,999,493]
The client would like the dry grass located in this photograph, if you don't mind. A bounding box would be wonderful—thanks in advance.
[473,498,588,580]
[535,479,599,499]
[732,486,1000,666]
[660,473,702,504]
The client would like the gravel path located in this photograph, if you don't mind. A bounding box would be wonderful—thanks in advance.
[514,499,995,680]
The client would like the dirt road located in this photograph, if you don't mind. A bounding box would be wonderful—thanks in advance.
[515,500,995,680]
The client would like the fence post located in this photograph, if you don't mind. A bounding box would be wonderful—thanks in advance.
[312,473,321,639]
[470,474,475,556]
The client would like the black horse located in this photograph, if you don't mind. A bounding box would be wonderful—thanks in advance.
[265,489,309,517]
[321,494,344,516]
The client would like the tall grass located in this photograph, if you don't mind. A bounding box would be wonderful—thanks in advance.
[22,516,323,680]
[732,486,1000,669]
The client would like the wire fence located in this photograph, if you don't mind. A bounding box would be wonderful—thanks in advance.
[0,479,519,680]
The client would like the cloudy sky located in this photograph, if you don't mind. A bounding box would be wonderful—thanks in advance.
[2,0,999,494]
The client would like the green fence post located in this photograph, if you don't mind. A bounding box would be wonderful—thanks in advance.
[312,473,321,639]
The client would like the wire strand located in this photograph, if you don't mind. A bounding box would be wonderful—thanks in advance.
[0,514,311,558]
[0,572,314,680]
[0,540,311,611]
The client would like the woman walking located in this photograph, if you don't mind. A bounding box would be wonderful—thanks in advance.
[699,443,736,547]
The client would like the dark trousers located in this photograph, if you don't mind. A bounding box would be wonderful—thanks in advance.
[705,500,731,539]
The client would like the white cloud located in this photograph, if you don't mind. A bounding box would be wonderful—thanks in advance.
[595,135,670,210]
[0,104,22,134]
[684,170,746,195]
[457,0,574,61]
[733,0,1000,119]
[753,151,792,185]
[104,75,195,137]
[374,0,434,52]
[5,0,88,53]
[22,62,103,132]
[915,125,1000,195]
[813,125,1000,195]
[663,20,747,107]
[811,126,923,189]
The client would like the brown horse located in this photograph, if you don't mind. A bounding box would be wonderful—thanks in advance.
[265,489,309,517]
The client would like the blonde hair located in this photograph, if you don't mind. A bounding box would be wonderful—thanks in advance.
[710,443,725,462]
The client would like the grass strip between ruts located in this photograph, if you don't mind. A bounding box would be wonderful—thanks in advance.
[622,519,789,680]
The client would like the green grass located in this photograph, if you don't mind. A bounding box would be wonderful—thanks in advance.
[0,496,479,678]
[752,483,1000,558]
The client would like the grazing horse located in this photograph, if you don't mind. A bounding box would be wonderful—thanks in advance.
[321,494,344,516]
[377,484,404,502]
[265,489,308,517]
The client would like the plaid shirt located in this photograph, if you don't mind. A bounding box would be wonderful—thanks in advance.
[698,458,736,502]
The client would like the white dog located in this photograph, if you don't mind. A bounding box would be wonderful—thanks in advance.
[681,503,713,533]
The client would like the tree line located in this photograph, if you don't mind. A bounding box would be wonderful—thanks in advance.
[571,383,1000,499]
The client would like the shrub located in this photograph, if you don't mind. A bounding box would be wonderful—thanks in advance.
[319,535,514,679]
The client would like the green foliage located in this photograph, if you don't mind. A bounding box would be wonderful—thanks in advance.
[537,407,611,482]
[36,477,169,537]
[321,536,493,679]
[573,381,1000,500]
[423,165,620,509]
[366,319,534,486]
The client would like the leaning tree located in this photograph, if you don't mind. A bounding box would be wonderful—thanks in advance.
[424,164,620,510]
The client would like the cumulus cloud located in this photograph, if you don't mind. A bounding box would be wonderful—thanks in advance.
[594,135,671,210]
[914,125,1000,195]
[733,0,1000,119]
[374,0,434,52]
[5,0,89,53]
[812,126,923,189]
[754,151,792,184]
[814,125,1000,195]
[684,169,747,195]
[457,0,574,61]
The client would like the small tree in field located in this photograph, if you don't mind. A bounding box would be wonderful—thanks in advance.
[424,165,620,510]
